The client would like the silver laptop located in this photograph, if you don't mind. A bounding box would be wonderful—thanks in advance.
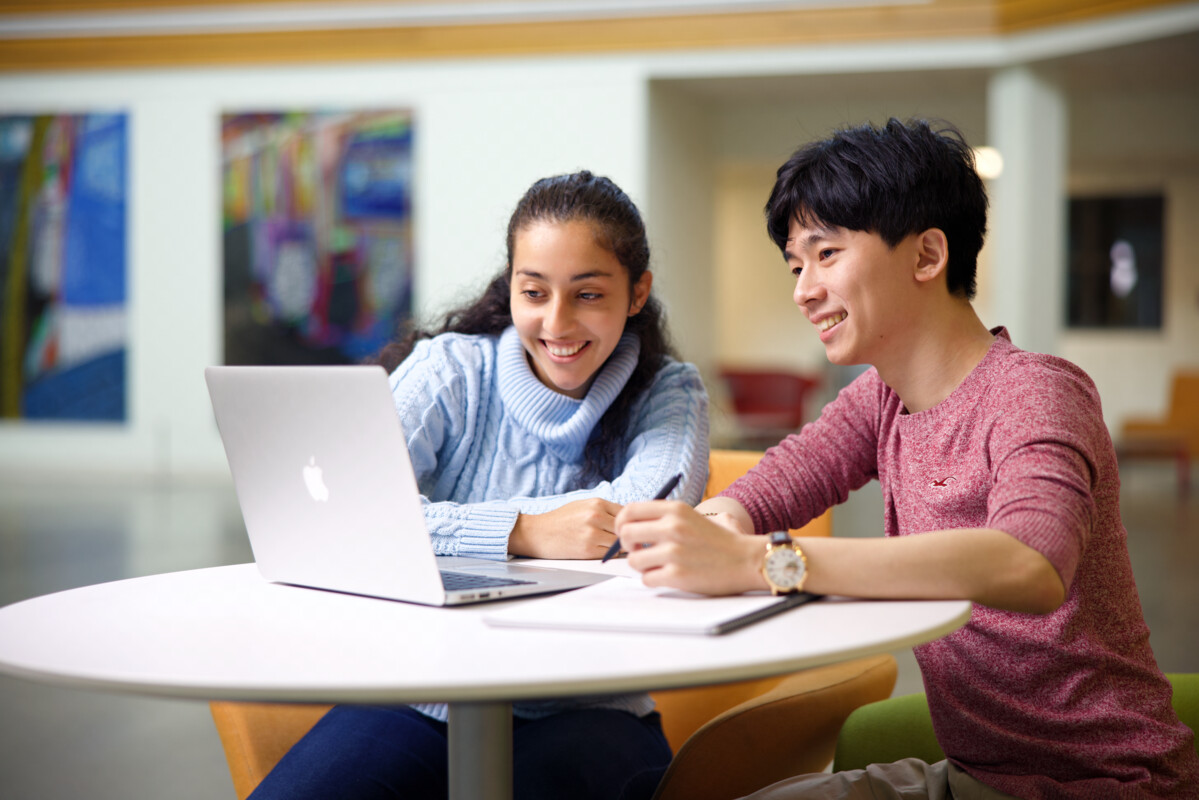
[204,365,609,606]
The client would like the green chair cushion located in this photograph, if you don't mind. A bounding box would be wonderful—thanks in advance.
[833,673,1199,773]
[832,691,942,771]
[1166,673,1199,754]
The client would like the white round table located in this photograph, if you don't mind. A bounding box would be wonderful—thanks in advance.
[0,562,971,799]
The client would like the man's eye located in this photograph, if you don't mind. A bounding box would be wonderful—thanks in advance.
[791,266,803,277]
[819,248,835,260]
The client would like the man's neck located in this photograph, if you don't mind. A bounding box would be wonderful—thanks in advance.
[876,302,995,414]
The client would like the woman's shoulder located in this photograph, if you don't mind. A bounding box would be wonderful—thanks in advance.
[631,358,709,419]
[647,356,707,394]
[406,331,501,367]
[391,331,502,393]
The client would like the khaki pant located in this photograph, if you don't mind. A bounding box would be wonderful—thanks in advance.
[738,759,1021,800]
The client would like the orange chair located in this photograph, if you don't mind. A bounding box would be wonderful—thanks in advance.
[1119,370,1199,495]
[647,450,896,799]
[210,450,892,799]
[699,448,827,537]
[650,654,896,800]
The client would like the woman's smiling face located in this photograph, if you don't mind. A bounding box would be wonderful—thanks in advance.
[510,219,651,399]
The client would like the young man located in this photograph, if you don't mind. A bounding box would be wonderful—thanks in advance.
[614,118,1199,798]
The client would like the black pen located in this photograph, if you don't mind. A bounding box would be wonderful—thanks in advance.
[601,472,683,563]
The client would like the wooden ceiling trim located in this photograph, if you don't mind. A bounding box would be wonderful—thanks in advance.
[996,0,1179,30]
[0,4,993,72]
[0,0,1183,73]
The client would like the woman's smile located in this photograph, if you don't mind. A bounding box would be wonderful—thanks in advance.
[543,340,590,360]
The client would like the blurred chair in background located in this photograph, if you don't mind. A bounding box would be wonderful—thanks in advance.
[719,368,822,450]
[1118,370,1199,496]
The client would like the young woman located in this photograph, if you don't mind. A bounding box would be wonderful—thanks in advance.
[249,170,709,800]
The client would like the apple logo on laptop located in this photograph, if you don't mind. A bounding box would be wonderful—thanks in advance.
[303,456,330,502]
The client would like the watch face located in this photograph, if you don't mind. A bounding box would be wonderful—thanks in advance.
[765,547,805,589]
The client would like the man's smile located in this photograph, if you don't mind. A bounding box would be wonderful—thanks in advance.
[817,311,847,333]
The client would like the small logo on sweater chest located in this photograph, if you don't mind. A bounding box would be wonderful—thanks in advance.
[930,476,956,487]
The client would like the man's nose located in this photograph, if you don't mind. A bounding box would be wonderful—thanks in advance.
[793,268,821,308]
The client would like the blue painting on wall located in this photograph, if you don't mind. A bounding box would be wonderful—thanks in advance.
[0,113,128,421]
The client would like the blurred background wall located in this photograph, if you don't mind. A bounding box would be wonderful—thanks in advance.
[1,0,1196,475]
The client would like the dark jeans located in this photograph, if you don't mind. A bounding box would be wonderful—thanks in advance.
[248,704,672,800]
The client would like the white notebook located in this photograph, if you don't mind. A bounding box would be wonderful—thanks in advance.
[482,575,821,636]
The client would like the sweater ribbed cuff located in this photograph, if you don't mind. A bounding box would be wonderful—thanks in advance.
[456,505,519,559]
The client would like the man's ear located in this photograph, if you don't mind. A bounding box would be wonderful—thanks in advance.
[913,229,949,285]
[629,270,653,316]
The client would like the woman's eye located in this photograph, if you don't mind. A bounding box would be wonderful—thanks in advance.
[791,266,803,277]
[522,289,544,300]
[579,292,602,301]
[819,248,836,260]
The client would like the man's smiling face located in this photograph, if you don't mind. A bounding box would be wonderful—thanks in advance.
[785,215,922,369]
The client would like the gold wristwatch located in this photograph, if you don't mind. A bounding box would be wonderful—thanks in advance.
[761,531,807,595]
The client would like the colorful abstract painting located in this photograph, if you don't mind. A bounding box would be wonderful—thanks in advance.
[221,110,414,365]
[0,113,128,421]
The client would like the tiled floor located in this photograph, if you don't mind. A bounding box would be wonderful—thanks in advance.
[0,461,1195,799]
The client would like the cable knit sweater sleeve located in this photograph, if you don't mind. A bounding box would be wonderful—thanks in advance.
[387,335,520,559]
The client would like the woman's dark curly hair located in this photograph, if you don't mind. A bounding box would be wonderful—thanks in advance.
[375,170,675,484]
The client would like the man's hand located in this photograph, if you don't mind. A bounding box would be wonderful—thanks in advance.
[614,500,768,596]
[508,498,623,559]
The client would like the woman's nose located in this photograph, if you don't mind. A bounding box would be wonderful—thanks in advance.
[545,296,574,335]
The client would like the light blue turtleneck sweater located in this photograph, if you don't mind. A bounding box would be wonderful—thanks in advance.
[388,325,709,720]
[389,325,709,557]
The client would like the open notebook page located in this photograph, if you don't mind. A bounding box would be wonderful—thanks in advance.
[482,575,820,636]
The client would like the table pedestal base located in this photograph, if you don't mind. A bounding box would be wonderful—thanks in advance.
[448,701,513,800]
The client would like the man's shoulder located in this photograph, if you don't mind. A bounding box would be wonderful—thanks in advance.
[979,343,1104,430]
[839,365,896,409]
[988,342,1099,401]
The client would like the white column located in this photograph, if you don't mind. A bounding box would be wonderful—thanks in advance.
[986,66,1068,355]
[647,83,716,377]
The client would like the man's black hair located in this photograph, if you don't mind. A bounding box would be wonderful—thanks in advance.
[765,118,988,299]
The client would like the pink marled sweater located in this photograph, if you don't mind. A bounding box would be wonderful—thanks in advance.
[722,330,1199,798]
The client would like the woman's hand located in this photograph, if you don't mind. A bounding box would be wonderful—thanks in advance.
[614,500,768,596]
[508,498,624,559]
